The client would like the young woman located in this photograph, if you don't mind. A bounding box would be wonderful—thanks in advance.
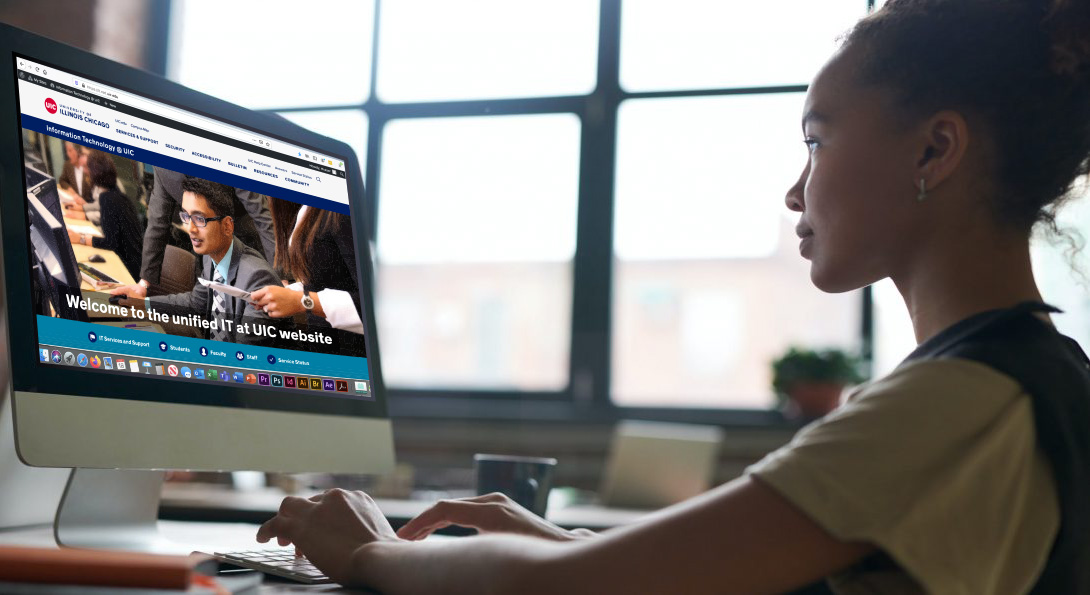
[248,197,363,334]
[255,1,1090,592]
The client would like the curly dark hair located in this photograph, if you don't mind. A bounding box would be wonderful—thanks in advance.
[844,0,1090,236]
[180,176,236,220]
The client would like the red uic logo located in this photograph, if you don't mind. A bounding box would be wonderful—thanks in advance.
[44,98,58,114]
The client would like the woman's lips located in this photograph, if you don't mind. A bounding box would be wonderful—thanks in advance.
[799,232,814,257]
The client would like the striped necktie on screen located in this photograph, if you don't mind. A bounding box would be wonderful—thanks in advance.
[210,269,228,342]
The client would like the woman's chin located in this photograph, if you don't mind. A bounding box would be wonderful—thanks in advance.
[809,261,869,294]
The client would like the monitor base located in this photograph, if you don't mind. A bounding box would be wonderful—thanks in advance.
[54,468,216,554]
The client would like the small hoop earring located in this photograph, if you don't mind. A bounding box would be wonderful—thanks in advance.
[916,178,928,202]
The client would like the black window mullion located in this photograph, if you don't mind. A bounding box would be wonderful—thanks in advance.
[861,285,874,379]
[143,0,172,76]
[362,0,383,243]
[363,105,383,245]
[567,0,623,411]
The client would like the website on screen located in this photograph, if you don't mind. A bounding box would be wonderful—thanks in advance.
[15,55,372,399]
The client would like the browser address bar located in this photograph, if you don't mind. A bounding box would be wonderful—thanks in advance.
[122,93,256,146]
[81,79,266,149]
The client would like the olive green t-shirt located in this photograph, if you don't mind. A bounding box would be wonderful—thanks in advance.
[746,358,1059,594]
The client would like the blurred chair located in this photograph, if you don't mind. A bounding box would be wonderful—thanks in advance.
[157,244,197,295]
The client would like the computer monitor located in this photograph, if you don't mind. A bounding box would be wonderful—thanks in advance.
[0,23,394,551]
[27,191,87,322]
[24,162,49,189]
[26,167,63,219]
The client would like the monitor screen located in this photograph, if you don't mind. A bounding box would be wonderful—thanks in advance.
[12,53,377,408]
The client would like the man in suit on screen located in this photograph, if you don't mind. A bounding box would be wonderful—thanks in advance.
[111,177,279,345]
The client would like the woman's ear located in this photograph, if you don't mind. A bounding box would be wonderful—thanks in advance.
[915,110,970,190]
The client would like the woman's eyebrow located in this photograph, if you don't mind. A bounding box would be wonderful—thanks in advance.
[802,110,830,130]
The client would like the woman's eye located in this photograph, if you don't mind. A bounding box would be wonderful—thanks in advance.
[803,138,819,151]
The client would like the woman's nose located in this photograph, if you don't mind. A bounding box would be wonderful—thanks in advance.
[785,164,807,213]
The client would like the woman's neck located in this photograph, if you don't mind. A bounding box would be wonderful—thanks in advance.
[892,228,1044,345]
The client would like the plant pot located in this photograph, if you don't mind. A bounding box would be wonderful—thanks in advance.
[786,381,845,419]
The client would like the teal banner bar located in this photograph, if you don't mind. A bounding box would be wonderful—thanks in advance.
[36,315,370,380]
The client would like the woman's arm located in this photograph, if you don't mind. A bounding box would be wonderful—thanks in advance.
[249,285,326,318]
[312,288,363,333]
[260,478,873,594]
[249,285,364,334]
[535,477,872,594]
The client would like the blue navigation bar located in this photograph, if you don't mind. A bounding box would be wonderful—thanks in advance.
[20,114,350,215]
[37,315,369,380]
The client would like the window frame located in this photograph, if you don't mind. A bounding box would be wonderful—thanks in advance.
[159,0,879,427]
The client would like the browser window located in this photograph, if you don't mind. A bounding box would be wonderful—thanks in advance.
[15,54,372,400]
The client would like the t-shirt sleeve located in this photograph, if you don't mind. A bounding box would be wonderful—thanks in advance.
[746,358,1059,595]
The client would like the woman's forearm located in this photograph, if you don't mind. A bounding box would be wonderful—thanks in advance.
[353,477,872,595]
[354,535,567,595]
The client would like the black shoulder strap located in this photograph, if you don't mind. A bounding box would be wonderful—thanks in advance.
[908,302,1090,594]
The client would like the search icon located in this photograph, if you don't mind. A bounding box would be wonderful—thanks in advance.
[316,176,321,182]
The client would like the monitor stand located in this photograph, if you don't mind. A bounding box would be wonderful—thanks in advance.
[54,468,258,554]
[54,468,181,553]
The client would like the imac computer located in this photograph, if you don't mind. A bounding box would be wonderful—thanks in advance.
[0,23,394,551]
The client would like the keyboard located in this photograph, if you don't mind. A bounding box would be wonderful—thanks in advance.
[213,549,333,584]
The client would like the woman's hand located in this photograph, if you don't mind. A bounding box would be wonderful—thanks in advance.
[257,489,401,586]
[250,285,304,318]
[397,492,597,542]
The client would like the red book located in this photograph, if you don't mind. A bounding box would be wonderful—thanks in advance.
[0,545,218,590]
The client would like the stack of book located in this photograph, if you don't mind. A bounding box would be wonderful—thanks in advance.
[0,546,261,594]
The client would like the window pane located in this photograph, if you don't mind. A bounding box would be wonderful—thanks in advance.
[277,110,368,178]
[169,0,373,108]
[620,0,865,92]
[1033,184,1090,349]
[872,278,915,377]
[377,0,598,102]
[376,114,581,390]
[612,95,860,408]
[615,95,803,260]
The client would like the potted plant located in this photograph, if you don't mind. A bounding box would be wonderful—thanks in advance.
[772,347,866,420]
